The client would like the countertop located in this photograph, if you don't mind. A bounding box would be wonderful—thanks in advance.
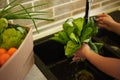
[24,64,47,80]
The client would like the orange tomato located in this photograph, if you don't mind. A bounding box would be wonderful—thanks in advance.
[0,48,7,56]
[0,53,10,66]
[7,47,17,56]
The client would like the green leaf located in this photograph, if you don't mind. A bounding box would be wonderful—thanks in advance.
[89,17,98,35]
[69,33,80,43]
[50,36,65,44]
[0,35,3,45]
[16,26,27,35]
[72,18,84,36]
[0,0,54,33]
[50,31,69,45]
[63,22,74,35]
[50,17,102,58]
[65,40,80,58]
[13,3,48,14]
[19,4,39,33]
[80,27,93,42]
[4,13,54,21]
[88,40,98,53]
[94,42,104,51]
[0,0,16,17]
[59,31,69,44]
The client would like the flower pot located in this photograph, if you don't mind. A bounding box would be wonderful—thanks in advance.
[0,27,34,80]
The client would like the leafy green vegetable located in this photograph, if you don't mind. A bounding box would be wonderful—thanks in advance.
[63,22,74,36]
[65,40,80,57]
[0,26,27,50]
[50,17,103,57]
[0,0,54,32]
[94,42,104,51]
[80,27,93,42]
[0,18,8,33]
[88,40,98,53]
[69,33,80,43]
[50,31,69,45]
[0,0,55,50]
[72,18,84,36]
[0,18,8,28]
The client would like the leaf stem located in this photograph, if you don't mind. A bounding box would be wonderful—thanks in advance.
[13,3,48,14]
[19,4,39,33]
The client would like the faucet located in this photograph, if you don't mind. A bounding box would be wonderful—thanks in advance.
[84,0,93,23]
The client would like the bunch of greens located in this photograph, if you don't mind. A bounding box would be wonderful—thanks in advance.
[0,0,54,49]
[50,17,103,58]
[0,0,54,32]
[0,18,27,50]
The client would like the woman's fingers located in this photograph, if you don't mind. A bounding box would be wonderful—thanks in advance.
[72,56,80,61]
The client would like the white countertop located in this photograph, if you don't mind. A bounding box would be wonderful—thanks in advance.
[24,64,47,80]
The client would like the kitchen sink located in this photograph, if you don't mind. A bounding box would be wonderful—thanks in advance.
[34,39,119,80]
[33,10,120,80]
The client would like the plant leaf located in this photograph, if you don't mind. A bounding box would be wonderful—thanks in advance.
[19,4,39,33]
[65,40,80,58]
[13,3,48,14]
[72,18,84,36]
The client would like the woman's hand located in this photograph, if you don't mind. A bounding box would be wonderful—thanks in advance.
[97,13,120,35]
[72,43,91,62]
[96,13,116,31]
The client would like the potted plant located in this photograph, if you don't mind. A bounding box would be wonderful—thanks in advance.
[0,0,53,80]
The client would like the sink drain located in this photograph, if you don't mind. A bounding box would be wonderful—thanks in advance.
[75,70,94,80]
